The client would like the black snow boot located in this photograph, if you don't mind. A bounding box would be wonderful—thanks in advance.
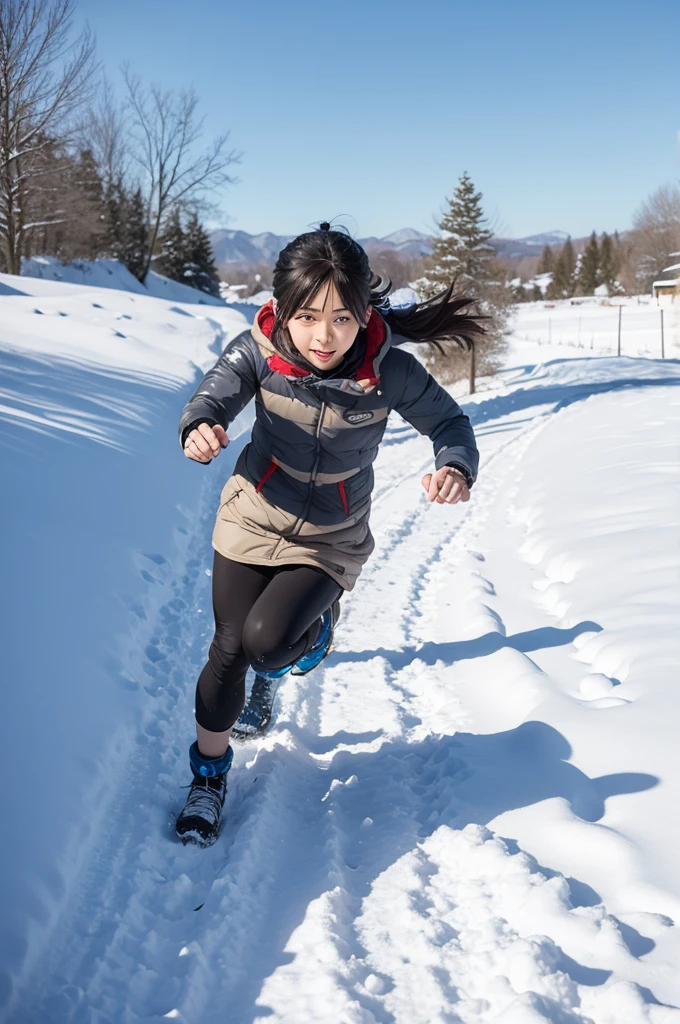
[175,742,234,847]
[232,672,280,739]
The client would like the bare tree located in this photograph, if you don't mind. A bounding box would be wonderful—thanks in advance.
[0,0,98,273]
[630,182,680,291]
[26,140,105,261]
[121,64,241,280]
[77,73,130,196]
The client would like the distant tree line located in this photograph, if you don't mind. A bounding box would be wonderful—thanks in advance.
[511,183,680,302]
[511,232,625,302]
[0,0,240,297]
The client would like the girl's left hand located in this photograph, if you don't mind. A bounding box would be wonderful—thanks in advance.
[422,466,470,504]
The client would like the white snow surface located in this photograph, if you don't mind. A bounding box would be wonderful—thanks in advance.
[1,279,680,1023]
[19,255,227,307]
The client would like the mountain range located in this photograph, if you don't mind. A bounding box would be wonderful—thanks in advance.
[209,228,572,268]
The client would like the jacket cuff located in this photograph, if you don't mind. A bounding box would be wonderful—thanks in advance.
[435,445,478,482]
[179,417,219,450]
[446,462,474,489]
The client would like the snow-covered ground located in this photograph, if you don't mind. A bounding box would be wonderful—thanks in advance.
[19,255,227,306]
[508,296,678,363]
[1,277,680,1023]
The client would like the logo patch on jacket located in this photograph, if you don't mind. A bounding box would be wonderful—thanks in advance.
[344,410,375,424]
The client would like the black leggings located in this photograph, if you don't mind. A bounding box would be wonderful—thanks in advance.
[195,551,343,732]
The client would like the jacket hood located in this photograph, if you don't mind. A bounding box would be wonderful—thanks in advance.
[253,299,391,386]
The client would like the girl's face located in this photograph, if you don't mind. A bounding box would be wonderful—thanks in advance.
[286,280,370,372]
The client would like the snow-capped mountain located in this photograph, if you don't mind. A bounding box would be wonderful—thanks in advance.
[518,230,570,248]
[210,226,573,268]
[209,227,433,265]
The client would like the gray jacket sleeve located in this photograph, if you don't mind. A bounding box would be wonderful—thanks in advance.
[383,348,479,483]
[178,331,260,450]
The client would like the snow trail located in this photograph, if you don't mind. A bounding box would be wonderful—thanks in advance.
[8,353,680,1023]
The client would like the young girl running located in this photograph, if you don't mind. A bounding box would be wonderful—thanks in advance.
[175,222,484,845]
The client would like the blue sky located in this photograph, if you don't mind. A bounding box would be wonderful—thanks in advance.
[75,0,679,241]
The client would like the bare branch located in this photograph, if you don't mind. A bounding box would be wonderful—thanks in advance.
[0,0,100,272]
[120,66,241,278]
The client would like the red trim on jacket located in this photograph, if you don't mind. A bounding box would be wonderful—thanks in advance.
[256,458,278,493]
[338,480,349,515]
[256,299,386,385]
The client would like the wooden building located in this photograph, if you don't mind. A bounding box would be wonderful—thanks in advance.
[652,263,680,302]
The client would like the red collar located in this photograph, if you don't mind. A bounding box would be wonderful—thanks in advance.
[256,299,386,384]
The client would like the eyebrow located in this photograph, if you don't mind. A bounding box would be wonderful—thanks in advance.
[300,306,350,312]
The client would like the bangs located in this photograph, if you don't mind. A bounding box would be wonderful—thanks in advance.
[280,270,368,329]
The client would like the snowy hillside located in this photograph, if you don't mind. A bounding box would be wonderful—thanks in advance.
[20,255,227,306]
[1,276,680,1023]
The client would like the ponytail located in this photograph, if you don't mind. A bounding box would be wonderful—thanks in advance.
[373,280,488,356]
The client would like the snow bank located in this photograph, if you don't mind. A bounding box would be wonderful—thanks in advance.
[20,255,226,306]
[0,272,251,1014]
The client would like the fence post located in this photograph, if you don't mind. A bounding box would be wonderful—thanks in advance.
[661,308,665,359]
[617,305,622,356]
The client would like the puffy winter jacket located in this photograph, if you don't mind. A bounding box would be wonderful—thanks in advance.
[178,300,478,589]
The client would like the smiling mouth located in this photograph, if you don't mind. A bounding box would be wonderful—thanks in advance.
[311,350,335,358]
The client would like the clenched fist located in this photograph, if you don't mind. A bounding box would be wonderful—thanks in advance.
[421,465,470,504]
[184,422,229,463]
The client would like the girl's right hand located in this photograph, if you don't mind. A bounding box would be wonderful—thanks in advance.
[184,423,229,462]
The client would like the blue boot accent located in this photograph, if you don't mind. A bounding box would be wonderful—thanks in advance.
[189,741,234,778]
[291,609,333,674]
[252,599,341,681]
[255,661,295,681]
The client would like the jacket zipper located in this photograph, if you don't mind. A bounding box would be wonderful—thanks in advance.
[290,397,326,537]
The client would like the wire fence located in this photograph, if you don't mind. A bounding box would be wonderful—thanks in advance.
[515,300,677,360]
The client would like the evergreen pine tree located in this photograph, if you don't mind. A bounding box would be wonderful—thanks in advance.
[101,181,149,282]
[410,171,508,385]
[576,231,599,295]
[599,232,619,294]
[563,236,576,290]
[156,206,187,283]
[417,171,495,297]
[73,148,107,258]
[546,236,576,299]
[183,211,221,297]
[102,178,125,261]
[538,244,554,274]
[123,188,149,282]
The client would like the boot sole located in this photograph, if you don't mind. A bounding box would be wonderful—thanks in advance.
[177,827,219,847]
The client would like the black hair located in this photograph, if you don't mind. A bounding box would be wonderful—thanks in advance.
[270,221,487,376]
